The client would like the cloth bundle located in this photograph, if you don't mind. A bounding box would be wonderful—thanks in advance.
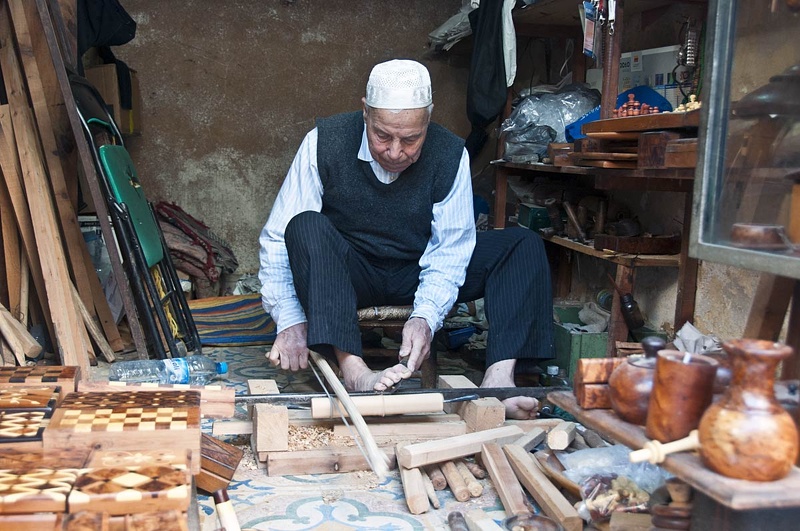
[154,202,238,284]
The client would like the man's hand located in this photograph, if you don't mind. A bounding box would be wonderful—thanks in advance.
[399,317,432,372]
[267,323,309,371]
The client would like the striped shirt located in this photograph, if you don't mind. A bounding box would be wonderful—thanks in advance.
[258,124,476,334]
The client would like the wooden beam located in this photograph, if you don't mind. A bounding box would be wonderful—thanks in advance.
[481,442,530,517]
[33,0,148,359]
[71,284,114,362]
[511,426,547,452]
[0,183,21,314]
[263,446,397,477]
[504,444,583,531]
[10,0,94,311]
[253,403,288,452]
[464,509,504,531]
[396,425,523,469]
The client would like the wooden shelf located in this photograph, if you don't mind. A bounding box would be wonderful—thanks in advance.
[547,391,800,511]
[493,161,695,193]
[582,110,701,134]
[542,235,681,268]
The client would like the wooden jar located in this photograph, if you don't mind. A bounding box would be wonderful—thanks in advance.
[608,336,665,425]
[698,339,799,481]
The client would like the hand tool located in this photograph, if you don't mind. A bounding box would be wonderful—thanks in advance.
[234,386,567,408]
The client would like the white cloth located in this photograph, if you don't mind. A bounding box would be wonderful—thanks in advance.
[258,124,476,335]
[365,59,432,109]
[502,0,517,87]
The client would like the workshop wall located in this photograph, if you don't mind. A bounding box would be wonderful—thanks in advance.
[113,0,469,275]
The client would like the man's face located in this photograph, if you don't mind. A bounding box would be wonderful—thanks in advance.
[362,101,430,174]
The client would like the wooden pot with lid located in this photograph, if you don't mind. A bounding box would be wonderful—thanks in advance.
[608,336,665,425]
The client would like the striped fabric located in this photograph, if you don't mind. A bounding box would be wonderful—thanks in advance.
[188,294,276,346]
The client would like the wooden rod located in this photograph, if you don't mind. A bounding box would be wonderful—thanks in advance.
[424,463,447,490]
[455,459,483,497]
[311,393,444,419]
[308,350,390,478]
[419,466,440,509]
[441,461,470,502]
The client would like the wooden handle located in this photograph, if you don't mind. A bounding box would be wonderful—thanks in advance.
[629,430,701,464]
[311,393,444,419]
[308,351,390,478]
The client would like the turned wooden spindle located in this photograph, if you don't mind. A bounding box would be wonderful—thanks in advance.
[629,430,701,464]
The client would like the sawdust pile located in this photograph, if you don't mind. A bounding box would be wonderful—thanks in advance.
[288,424,333,450]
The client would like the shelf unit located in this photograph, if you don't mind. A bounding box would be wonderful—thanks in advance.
[548,390,800,513]
[495,2,704,355]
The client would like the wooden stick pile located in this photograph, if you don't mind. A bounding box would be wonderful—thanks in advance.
[0,0,127,371]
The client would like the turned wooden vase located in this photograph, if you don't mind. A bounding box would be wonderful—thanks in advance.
[608,336,665,425]
[698,339,799,481]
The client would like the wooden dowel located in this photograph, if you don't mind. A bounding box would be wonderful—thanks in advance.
[308,350,390,478]
[629,430,701,465]
[464,459,487,479]
[441,460,470,502]
[419,466,440,509]
[311,393,443,418]
[425,463,447,490]
[455,459,483,497]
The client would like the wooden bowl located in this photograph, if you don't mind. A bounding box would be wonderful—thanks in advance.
[730,223,790,251]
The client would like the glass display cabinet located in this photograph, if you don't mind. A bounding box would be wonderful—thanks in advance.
[690,0,800,279]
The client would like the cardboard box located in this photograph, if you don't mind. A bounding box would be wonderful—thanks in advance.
[84,64,142,136]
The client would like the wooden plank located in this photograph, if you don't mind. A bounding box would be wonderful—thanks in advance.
[572,159,638,170]
[0,107,54,342]
[464,509,504,531]
[247,379,280,418]
[636,131,683,169]
[32,0,148,359]
[674,191,698,331]
[481,442,530,517]
[253,403,288,452]
[572,152,638,161]
[396,425,524,469]
[0,3,90,369]
[505,444,583,531]
[398,463,430,515]
[77,380,235,419]
[583,110,701,134]
[9,0,94,315]
[583,131,641,141]
[549,390,800,510]
[264,445,398,477]
[511,426,546,452]
[332,418,467,439]
[663,138,698,169]
[71,284,115,362]
[606,265,634,357]
[0,183,21,315]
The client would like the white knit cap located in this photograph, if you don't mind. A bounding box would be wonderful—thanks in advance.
[365,59,432,109]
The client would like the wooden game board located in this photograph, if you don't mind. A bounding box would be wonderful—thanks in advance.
[0,410,51,450]
[0,448,90,470]
[0,366,79,400]
[43,391,202,475]
[0,467,79,514]
[78,380,235,418]
[68,465,190,515]
[85,448,189,470]
[0,387,60,410]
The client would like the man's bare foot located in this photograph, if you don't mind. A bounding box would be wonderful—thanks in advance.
[336,350,412,392]
[481,359,539,420]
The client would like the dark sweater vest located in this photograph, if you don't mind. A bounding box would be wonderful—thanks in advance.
[316,111,464,262]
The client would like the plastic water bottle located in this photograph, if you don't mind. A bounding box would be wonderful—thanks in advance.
[108,355,228,385]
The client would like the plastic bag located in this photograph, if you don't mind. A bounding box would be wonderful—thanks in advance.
[503,125,557,163]
[501,84,601,144]
[577,473,650,523]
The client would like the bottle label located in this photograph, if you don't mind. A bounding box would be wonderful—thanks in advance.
[162,358,190,384]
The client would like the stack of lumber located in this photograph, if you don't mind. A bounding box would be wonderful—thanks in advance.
[0,381,200,529]
[565,111,700,170]
[0,0,130,373]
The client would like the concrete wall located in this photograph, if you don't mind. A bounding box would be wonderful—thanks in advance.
[113,0,469,276]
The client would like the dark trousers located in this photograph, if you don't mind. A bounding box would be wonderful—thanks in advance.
[284,211,553,366]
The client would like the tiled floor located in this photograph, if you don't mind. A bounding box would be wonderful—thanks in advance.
[93,345,519,530]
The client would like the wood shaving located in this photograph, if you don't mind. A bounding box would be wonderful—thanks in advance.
[288,424,333,451]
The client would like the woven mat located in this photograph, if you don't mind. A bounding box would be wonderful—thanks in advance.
[188,294,276,346]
